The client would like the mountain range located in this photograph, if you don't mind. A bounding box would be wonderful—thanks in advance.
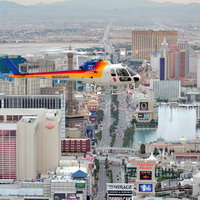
[0,0,199,23]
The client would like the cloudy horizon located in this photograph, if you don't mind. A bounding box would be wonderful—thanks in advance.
[1,0,200,6]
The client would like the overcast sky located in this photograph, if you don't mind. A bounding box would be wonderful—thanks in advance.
[2,0,200,5]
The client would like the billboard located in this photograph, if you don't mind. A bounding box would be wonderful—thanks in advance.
[138,113,150,119]
[138,163,154,170]
[140,171,152,180]
[139,184,153,192]
[108,197,132,200]
[66,193,76,199]
[89,115,97,122]
[75,182,86,188]
[74,81,86,92]
[25,199,48,200]
[84,125,95,139]
[108,191,132,194]
[107,183,134,191]
[139,102,148,111]
[54,193,65,200]
[107,184,134,198]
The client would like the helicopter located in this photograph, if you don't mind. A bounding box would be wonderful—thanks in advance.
[6,58,141,92]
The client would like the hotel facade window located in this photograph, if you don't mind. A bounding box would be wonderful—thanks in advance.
[0,130,17,179]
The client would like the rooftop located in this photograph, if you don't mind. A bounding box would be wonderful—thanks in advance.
[72,170,88,178]
[0,188,43,196]
[173,153,200,155]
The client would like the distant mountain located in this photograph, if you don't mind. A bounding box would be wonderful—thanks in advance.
[0,0,199,22]
[48,0,160,10]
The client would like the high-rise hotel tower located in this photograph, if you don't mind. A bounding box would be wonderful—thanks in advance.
[132,30,178,61]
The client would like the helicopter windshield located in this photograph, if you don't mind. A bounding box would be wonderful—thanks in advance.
[127,67,137,76]
[116,68,129,77]
[116,68,132,82]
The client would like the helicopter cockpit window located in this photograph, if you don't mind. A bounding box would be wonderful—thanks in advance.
[116,69,129,77]
[110,69,116,76]
[127,67,137,76]
[116,68,132,82]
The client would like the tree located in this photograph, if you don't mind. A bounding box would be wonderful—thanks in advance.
[168,168,171,177]
[94,158,100,172]
[104,193,107,200]
[171,168,175,177]
[123,126,135,148]
[161,168,164,178]
[140,144,146,154]
[104,158,109,170]
[164,168,167,176]
[96,109,104,124]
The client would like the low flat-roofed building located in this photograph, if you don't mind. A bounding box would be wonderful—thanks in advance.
[146,139,200,155]
[153,80,181,101]
[0,159,93,199]
[173,152,200,162]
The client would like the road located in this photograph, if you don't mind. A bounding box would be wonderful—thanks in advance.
[102,21,118,64]
[96,92,134,199]
[110,93,132,185]
[111,163,124,183]
[113,93,131,148]
[99,95,112,147]
[97,162,110,200]
[96,95,112,200]
[96,23,134,198]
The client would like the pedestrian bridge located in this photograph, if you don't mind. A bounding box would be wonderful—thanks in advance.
[96,146,134,152]
[96,155,122,164]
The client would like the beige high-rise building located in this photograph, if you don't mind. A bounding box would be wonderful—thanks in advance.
[15,59,55,95]
[0,59,55,95]
[197,55,200,88]
[132,30,178,61]
[0,109,61,180]
[0,79,14,94]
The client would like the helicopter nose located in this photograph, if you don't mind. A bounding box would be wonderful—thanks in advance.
[133,74,141,82]
[134,77,140,82]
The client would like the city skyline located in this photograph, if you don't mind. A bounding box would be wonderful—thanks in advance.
[1,0,200,5]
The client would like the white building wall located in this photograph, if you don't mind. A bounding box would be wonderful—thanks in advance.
[150,53,160,72]
[197,55,200,88]
[0,80,14,95]
[37,111,61,172]
[193,174,200,196]
[17,117,38,180]
[153,80,181,100]
[189,53,198,73]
